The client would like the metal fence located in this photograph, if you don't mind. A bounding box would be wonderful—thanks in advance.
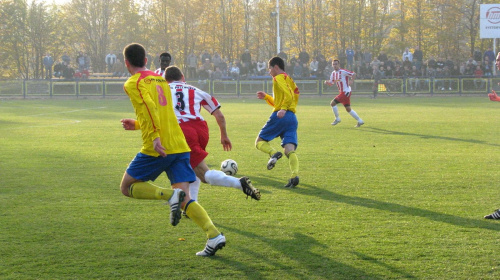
[0,77,497,98]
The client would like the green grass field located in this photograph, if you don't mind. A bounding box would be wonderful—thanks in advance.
[1,96,499,279]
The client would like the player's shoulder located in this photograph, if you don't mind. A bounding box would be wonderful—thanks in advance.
[170,81,206,93]
[340,68,354,74]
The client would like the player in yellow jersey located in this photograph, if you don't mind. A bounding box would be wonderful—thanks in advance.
[255,56,300,188]
[119,43,225,256]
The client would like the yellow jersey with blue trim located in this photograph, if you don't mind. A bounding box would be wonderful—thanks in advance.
[263,72,300,113]
[123,70,191,157]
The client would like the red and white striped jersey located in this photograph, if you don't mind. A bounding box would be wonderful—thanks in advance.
[329,69,355,93]
[168,81,221,123]
[154,68,164,76]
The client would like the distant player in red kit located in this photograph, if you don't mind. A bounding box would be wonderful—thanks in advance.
[324,59,364,127]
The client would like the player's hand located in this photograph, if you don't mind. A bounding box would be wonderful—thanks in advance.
[153,137,167,157]
[324,81,332,86]
[221,136,232,151]
[277,109,286,118]
[121,118,136,130]
[256,91,267,99]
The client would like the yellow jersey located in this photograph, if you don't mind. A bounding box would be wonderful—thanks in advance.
[263,73,300,113]
[123,71,190,157]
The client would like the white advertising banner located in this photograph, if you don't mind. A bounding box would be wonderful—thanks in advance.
[480,4,500,38]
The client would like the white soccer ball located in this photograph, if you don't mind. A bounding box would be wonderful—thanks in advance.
[221,159,238,176]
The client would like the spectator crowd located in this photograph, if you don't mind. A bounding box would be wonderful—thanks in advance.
[42,46,498,85]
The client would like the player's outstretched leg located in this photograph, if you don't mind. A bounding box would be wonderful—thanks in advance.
[239,176,261,200]
[267,151,283,170]
[167,188,185,226]
[196,233,226,257]
[484,209,500,219]
[204,170,260,200]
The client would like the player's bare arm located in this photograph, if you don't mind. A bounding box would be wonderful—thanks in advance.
[212,109,232,151]
[349,73,357,86]
[121,118,138,130]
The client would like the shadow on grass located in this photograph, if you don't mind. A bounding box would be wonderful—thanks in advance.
[364,127,500,147]
[215,225,414,279]
[251,175,500,232]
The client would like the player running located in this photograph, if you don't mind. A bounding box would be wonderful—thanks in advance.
[164,66,260,201]
[255,56,300,188]
[119,44,225,256]
[324,59,364,127]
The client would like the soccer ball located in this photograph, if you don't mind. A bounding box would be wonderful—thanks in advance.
[220,159,238,176]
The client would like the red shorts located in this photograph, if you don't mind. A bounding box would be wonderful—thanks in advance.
[179,120,209,168]
[334,91,351,106]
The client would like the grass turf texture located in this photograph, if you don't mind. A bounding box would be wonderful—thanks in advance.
[0,96,499,279]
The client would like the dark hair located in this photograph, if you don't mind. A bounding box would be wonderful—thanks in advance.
[123,43,146,68]
[268,56,285,71]
[333,59,340,63]
[159,52,171,60]
[164,66,183,82]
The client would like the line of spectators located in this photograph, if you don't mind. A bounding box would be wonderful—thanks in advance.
[182,46,498,82]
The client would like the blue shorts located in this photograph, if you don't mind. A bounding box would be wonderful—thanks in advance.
[258,111,298,148]
[126,152,196,184]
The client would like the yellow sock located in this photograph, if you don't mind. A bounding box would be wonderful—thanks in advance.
[129,181,174,200]
[184,200,220,239]
[256,141,276,157]
[287,151,299,177]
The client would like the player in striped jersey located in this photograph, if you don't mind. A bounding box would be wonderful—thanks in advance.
[153,52,171,76]
[119,44,225,256]
[164,66,260,201]
[324,59,364,127]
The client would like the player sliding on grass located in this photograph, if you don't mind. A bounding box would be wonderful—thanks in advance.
[119,43,225,256]
[255,56,300,188]
[324,59,364,127]
[163,66,260,201]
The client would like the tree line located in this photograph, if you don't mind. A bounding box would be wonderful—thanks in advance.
[0,0,496,80]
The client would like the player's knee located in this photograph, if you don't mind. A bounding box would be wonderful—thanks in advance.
[330,100,336,107]
[255,139,263,148]
[120,183,130,197]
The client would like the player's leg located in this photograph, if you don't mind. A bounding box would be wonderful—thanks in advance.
[196,160,260,200]
[256,113,283,169]
[282,116,299,188]
[167,154,223,239]
[345,104,364,127]
[121,153,186,226]
[189,177,201,201]
[330,98,341,125]
[284,145,299,188]
[121,153,178,200]
[120,172,175,200]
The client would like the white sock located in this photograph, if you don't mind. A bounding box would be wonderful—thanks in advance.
[189,177,201,201]
[349,110,363,122]
[332,105,340,120]
[205,170,241,189]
